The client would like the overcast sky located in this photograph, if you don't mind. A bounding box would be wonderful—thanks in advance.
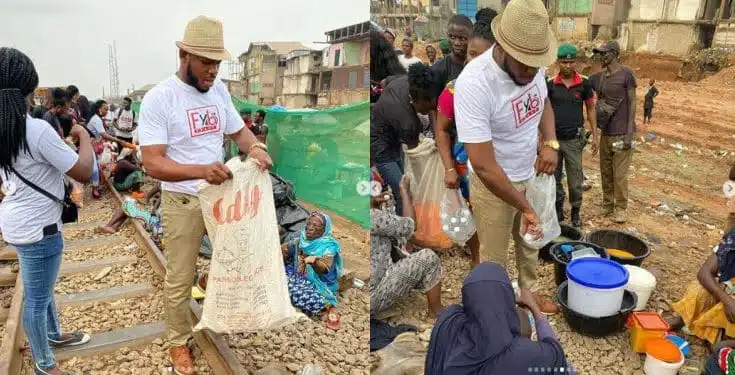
[0,0,366,99]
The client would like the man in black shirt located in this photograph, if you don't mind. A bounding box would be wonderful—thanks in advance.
[371,64,441,215]
[547,43,597,227]
[430,15,472,86]
[42,88,69,138]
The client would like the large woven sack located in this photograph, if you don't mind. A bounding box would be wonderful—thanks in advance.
[196,157,302,334]
[403,137,454,251]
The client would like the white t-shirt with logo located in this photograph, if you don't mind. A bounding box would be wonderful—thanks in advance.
[137,75,245,196]
[0,115,79,245]
[114,109,136,138]
[454,46,548,182]
[398,55,422,70]
[87,114,107,141]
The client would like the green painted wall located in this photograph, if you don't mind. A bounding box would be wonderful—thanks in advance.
[343,42,362,66]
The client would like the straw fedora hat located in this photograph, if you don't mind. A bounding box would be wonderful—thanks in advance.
[175,16,232,61]
[491,0,558,68]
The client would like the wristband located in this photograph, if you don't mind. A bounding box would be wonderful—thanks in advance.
[247,142,267,154]
[446,168,455,172]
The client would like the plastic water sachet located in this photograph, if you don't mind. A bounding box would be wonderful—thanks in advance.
[439,188,476,245]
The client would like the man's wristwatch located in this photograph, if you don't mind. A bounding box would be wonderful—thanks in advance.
[543,140,560,151]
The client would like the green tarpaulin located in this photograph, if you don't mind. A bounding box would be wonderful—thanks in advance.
[133,97,369,228]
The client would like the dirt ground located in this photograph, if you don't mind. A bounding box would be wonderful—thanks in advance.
[375,56,735,374]
[224,201,371,375]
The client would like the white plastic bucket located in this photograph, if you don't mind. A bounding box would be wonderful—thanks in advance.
[624,265,657,311]
[643,352,684,375]
[566,258,629,318]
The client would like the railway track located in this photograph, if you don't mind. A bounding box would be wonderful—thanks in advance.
[0,181,245,374]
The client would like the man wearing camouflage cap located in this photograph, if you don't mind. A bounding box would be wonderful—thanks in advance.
[547,43,598,228]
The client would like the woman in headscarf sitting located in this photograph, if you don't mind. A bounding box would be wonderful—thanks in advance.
[370,170,443,318]
[425,262,572,375]
[281,211,343,330]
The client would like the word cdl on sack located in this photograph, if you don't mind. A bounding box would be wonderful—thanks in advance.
[211,184,263,224]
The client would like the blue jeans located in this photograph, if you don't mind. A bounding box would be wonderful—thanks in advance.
[91,153,100,187]
[12,232,64,369]
[375,158,405,216]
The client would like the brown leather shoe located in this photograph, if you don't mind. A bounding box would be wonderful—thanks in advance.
[169,346,196,375]
[533,293,560,315]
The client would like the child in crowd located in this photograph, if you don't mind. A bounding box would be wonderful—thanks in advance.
[643,78,659,125]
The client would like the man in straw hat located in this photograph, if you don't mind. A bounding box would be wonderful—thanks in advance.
[454,0,560,314]
[547,43,598,228]
[137,16,272,374]
[589,40,637,224]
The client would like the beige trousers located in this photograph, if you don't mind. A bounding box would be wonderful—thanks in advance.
[161,191,207,346]
[469,172,538,290]
[599,134,633,212]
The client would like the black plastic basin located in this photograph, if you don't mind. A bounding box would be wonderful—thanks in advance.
[587,229,651,267]
[539,224,584,262]
[557,280,637,337]
[550,241,608,286]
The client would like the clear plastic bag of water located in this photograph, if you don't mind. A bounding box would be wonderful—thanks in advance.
[522,174,561,249]
[439,188,476,245]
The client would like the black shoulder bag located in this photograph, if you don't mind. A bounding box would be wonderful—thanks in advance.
[595,71,625,128]
[9,167,78,223]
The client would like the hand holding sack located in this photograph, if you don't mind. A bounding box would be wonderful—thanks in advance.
[196,157,302,334]
[403,137,454,251]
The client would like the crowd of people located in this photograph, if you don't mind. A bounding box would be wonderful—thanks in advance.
[370,0,648,371]
[0,15,351,375]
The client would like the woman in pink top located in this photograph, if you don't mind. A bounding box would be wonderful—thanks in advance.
[434,10,497,267]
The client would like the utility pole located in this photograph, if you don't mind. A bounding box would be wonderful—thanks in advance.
[108,41,120,100]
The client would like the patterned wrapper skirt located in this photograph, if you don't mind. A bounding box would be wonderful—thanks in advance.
[285,265,327,315]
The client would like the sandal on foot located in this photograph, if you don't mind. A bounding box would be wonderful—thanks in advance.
[326,310,341,331]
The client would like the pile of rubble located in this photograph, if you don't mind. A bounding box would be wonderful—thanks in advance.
[683,47,730,73]
[701,64,735,86]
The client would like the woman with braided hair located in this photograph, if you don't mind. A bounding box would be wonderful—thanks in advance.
[371,62,442,216]
[0,47,95,375]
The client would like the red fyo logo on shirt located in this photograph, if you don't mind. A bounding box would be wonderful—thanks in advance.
[187,105,221,137]
[511,84,542,128]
